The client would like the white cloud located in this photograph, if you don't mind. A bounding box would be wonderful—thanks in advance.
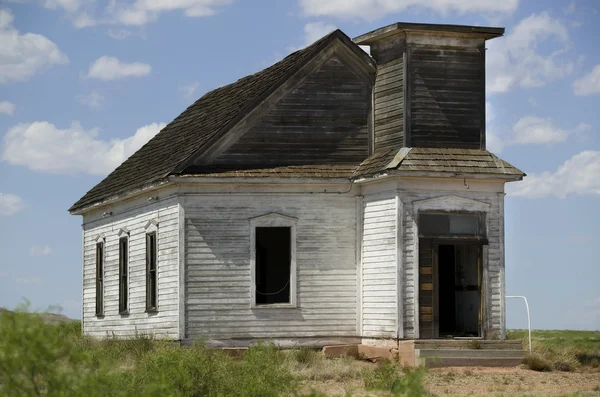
[86,56,151,81]
[565,0,576,14]
[0,8,68,84]
[2,121,166,175]
[108,0,232,26]
[108,29,133,40]
[303,22,336,45]
[0,100,15,115]
[30,245,52,257]
[179,81,200,99]
[507,151,600,198]
[485,101,503,153]
[77,90,105,109]
[16,277,41,285]
[487,13,573,94]
[0,192,25,216]
[573,64,600,96]
[43,0,82,13]
[512,116,590,145]
[299,0,518,20]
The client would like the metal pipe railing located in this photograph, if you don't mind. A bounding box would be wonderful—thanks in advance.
[506,295,532,354]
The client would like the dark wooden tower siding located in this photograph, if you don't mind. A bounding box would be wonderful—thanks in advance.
[210,55,371,167]
[409,44,484,149]
[354,22,503,152]
[371,36,405,152]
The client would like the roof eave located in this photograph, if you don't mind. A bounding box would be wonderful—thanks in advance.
[354,22,504,45]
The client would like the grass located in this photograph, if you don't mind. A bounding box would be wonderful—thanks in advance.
[508,330,600,372]
[0,305,424,396]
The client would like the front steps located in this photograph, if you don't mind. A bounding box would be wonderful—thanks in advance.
[413,340,525,368]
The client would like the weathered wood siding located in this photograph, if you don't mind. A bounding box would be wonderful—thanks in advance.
[210,55,370,167]
[182,194,357,341]
[361,194,398,338]
[401,190,504,338]
[417,238,434,338]
[408,43,484,149]
[371,36,405,152]
[82,198,180,338]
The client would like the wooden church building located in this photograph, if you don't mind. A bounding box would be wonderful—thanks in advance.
[70,22,524,347]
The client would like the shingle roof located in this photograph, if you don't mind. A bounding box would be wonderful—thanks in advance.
[354,147,524,178]
[178,165,358,179]
[69,30,361,213]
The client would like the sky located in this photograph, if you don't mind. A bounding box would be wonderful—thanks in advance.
[0,0,598,331]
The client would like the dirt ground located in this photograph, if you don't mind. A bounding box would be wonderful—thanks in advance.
[304,365,600,397]
[425,366,600,396]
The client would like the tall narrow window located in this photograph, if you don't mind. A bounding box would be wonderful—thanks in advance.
[95,242,104,316]
[119,237,128,314]
[255,227,291,305]
[146,232,157,312]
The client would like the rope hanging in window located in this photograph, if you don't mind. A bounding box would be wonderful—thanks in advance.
[255,280,290,296]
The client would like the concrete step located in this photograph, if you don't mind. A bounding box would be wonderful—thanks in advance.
[414,340,523,350]
[417,349,526,359]
[422,356,524,368]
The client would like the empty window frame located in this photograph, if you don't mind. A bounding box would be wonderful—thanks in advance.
[95,241,104,316]
[419,213,485,238]
[118,237,129,314]
[255,227,292,305]
[146,232,158,312]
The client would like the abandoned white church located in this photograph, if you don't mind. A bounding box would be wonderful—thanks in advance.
[70,22,524,348]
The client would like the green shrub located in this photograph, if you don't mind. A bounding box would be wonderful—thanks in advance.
[293,348,320,365]
[363,360,399,391]
[393,366,427,397]
[523,354,553,372]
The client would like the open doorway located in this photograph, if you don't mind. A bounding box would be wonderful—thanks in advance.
[419,239,482,338]
[437,244,481,337]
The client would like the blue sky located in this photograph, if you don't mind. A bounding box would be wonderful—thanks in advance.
[0,0,598,330]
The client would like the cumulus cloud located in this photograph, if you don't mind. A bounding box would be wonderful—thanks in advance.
[86,56,151,81]
[507,151,600,198]
[179,81,200,99]
[2,121,166,175]
[487,13,573,94]
[30,245,52,257]
[76,90,105,109]
[105,0,232,26]
[299,0,518,20]
[512,116,590,145]
[573,64,600,96]
[0,100,15,115]
[303,22,336,45]
[0,8,68,83]
[0,192,25,216]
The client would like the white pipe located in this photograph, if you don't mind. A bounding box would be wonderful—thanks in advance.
[506,295,532,354]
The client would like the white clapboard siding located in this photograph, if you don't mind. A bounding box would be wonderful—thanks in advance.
[182,194,357,341]
[400,190,504,338]
[361,194,397,338]
[82,198,180,339]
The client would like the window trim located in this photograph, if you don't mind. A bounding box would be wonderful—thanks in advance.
[249,213,298,309]
[94,236,105,317]
[118,233,129,315]
[145,231,158,313]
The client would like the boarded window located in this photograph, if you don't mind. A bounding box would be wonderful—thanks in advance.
[119,237,128,314]
[419,213,484,238]
[95,242,104,316]
[146,232,157,312]
[255,227,291,305]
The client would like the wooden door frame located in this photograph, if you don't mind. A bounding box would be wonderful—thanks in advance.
[428,240,485,338]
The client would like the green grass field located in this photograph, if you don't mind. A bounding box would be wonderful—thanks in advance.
[1,306,599,396]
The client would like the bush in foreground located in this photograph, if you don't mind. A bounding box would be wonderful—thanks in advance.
[0,304,429,396]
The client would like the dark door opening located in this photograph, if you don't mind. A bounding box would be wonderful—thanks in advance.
[255,227,291,305]
[437,244,481,337]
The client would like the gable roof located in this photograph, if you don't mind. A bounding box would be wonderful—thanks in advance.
[354,147,524,179]
[69,29,373,213]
